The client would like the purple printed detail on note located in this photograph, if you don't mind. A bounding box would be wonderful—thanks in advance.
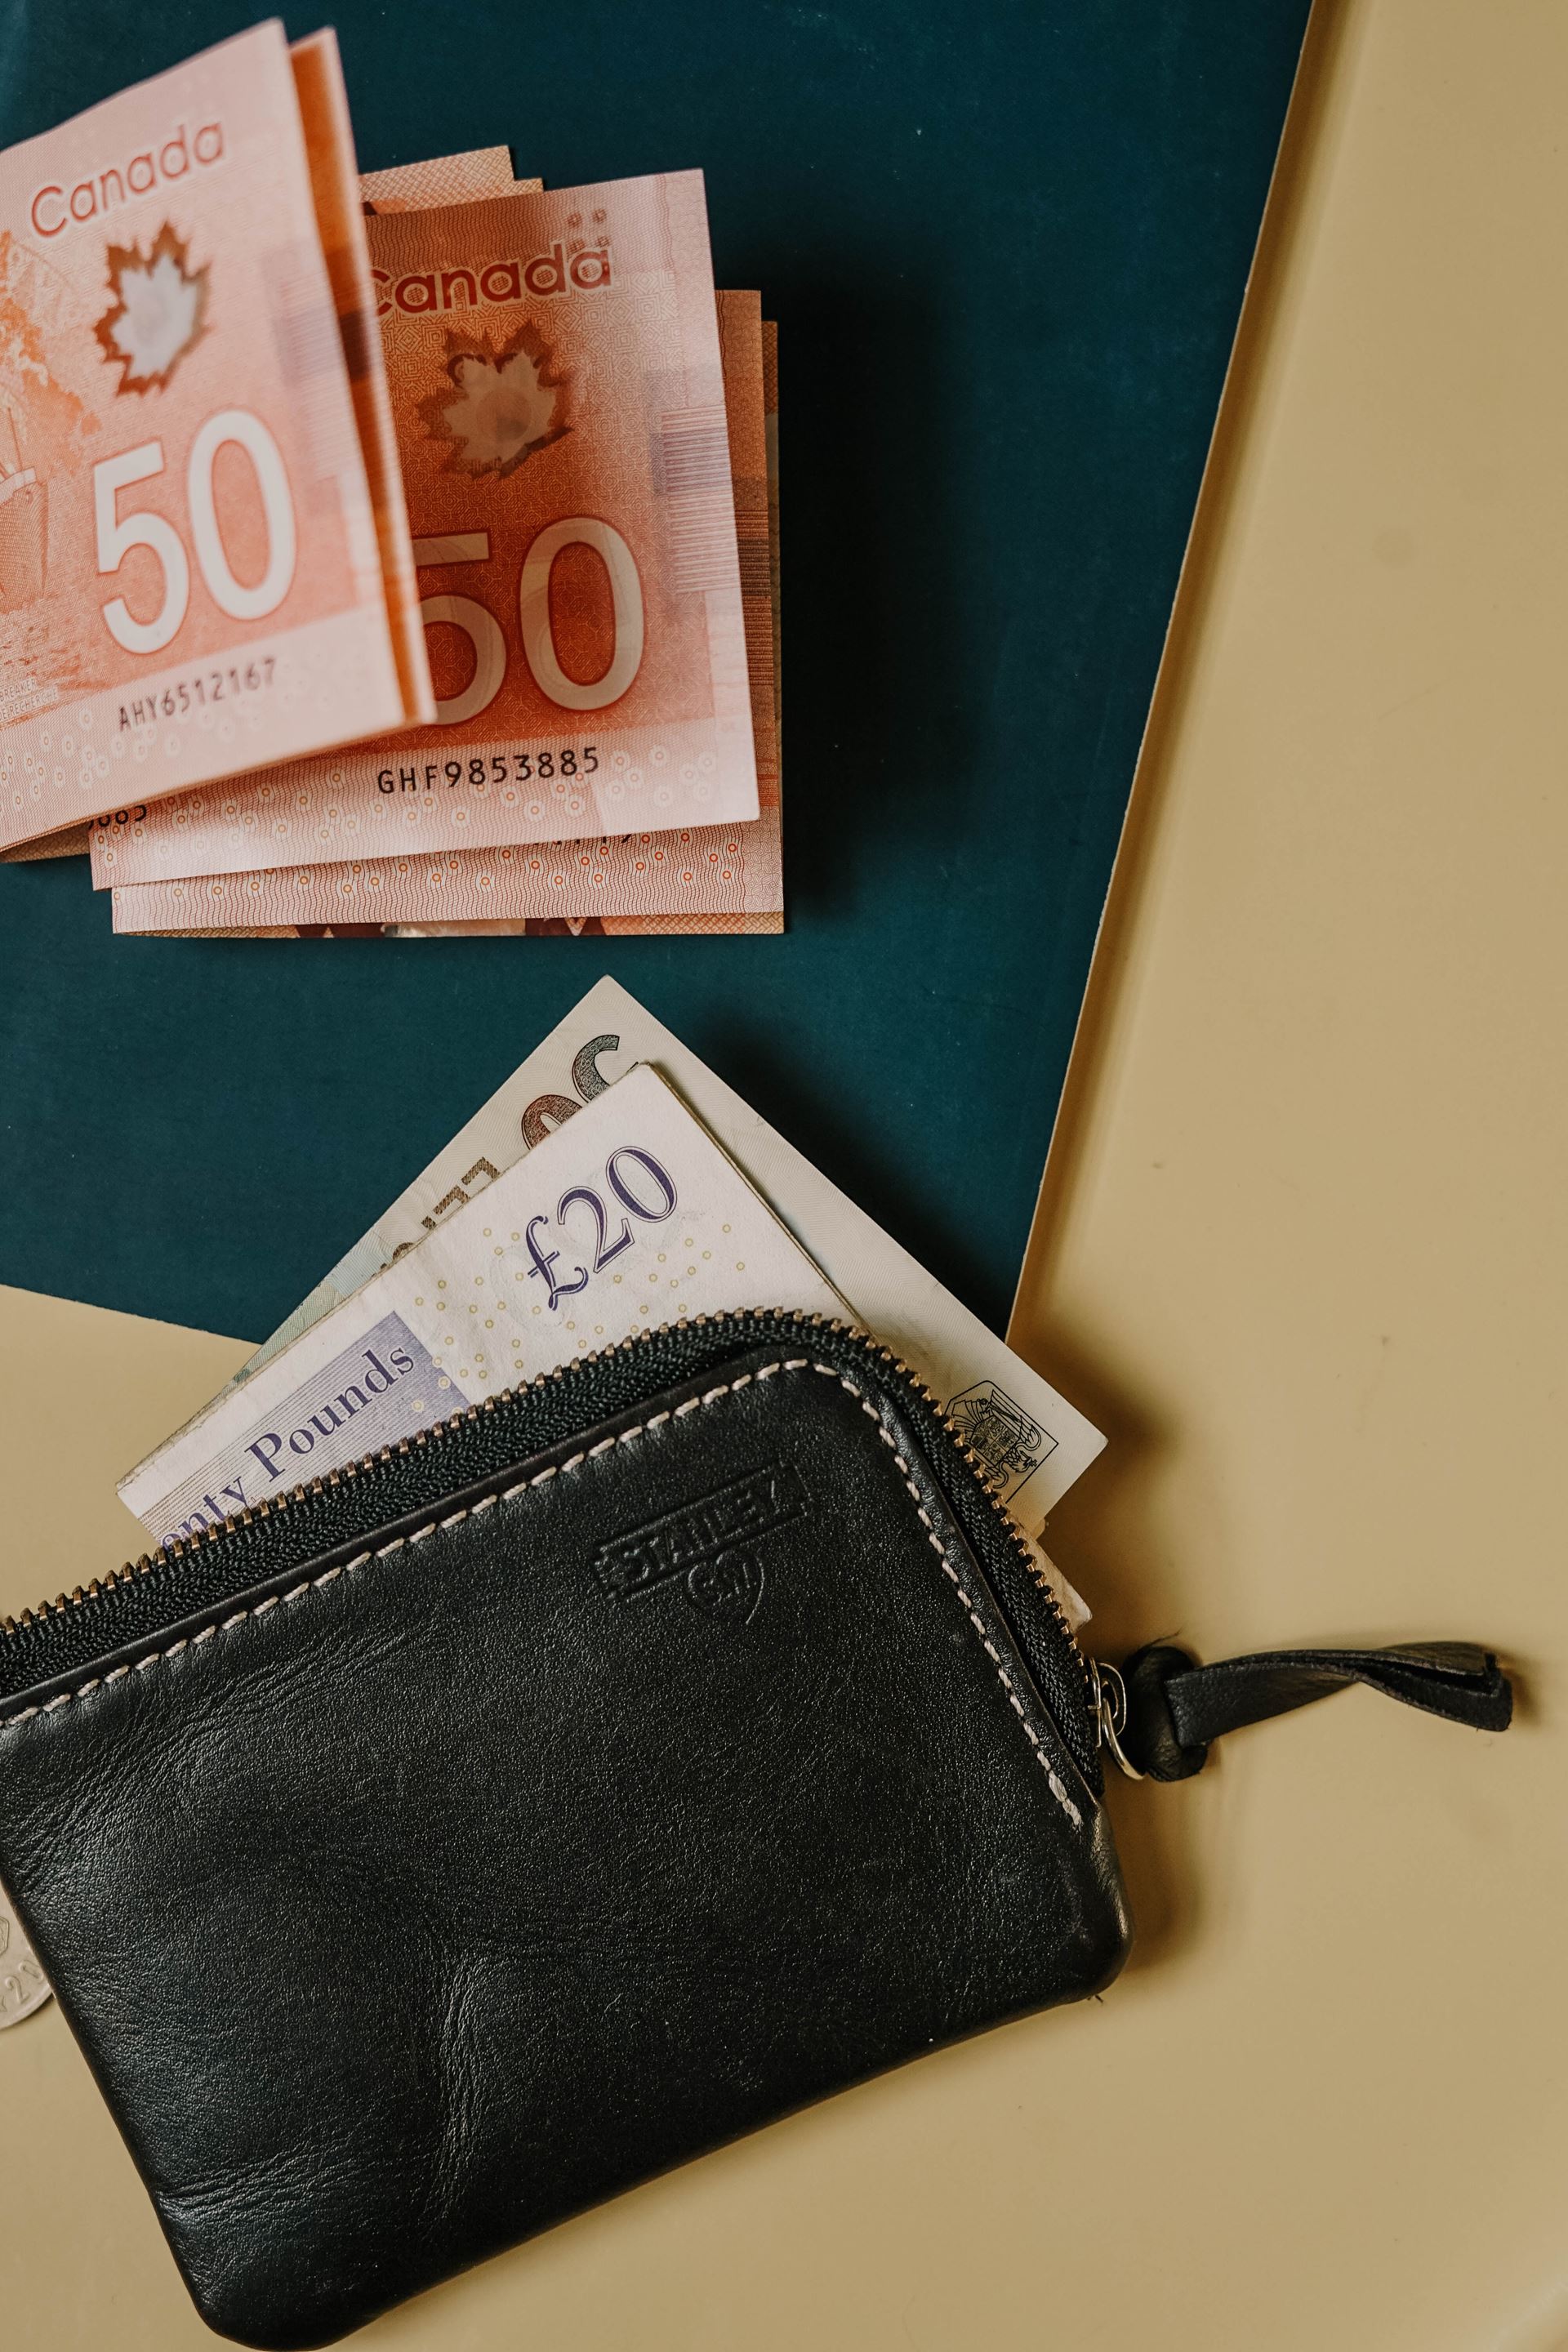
[154,1312,466,1550]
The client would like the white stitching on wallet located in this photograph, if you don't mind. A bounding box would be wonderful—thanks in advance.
[0,1361,1085,1823]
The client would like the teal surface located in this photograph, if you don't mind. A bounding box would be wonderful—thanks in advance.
[0,0,1311,1342]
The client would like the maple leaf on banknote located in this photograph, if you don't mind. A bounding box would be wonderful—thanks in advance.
[94,224,209,394]
[417,323,568,479]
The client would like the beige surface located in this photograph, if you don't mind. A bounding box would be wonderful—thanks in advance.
[2,0,1566,2341]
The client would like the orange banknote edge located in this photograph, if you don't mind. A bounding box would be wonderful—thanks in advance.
[764,315,780,757]
[0,22,431,853]
[140,911,784,938]
[287,30,430,750]
[92,168,758,887]
[113,284,780,926]
[360,149,515,211]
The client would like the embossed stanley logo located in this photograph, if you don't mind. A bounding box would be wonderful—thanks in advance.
[595,1461,805,1627]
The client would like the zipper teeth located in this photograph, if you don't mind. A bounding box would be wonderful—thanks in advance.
[0,1309,1086,1686]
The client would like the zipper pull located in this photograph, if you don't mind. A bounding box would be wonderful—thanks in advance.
[1095,1639,1512,1782]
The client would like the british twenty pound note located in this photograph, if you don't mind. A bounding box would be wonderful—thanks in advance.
[90,169,758,891]
[118,1063,844,1549]
[0,23,433,852]
[134,980,1103,1535]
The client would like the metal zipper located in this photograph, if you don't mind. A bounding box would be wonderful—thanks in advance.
[0,1311,1089,1689]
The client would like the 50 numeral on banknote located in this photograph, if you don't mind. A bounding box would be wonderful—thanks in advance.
[412,523,643,724]
[96,410,296,656]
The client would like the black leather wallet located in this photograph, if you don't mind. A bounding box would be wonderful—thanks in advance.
[0,1313,1129,2348]
[0,1310,1511,2348]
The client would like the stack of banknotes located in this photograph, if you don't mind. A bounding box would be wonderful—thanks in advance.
[0,22,780,936]
[109,976,1104,1610]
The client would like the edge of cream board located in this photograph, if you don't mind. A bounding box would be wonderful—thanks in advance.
[118,1064,846,1544]
[125,979,1104,1538]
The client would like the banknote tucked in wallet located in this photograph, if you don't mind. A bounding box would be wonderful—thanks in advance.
[125,980,1104,1548]
[118,1062,844,1548]
[0,21,433,851]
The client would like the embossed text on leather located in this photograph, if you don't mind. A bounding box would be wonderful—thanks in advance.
[594,1457,805,1623]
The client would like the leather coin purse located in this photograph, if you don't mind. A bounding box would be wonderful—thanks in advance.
[0,1312,1511,2348]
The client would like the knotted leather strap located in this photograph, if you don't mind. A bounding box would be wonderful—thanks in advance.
[1119,1641,1513,1781]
